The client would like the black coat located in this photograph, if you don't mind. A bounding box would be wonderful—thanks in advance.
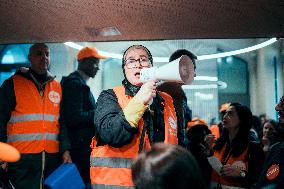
[60,71,96,146]
[60,71,96,184]
[255,142,284,189]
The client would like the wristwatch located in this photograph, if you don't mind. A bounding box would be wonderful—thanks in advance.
[239,170,247,178]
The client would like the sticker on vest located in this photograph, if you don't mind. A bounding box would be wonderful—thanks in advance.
[48,91,60,104]
[266,164,280,180]
[232,161,246,171]
[168,116,177,129]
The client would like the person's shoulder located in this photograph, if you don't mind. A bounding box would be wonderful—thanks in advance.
[99,89,115,97]
[96,89,117,104]
[270,141,284,151]
[0,75,14,89]
[61,72,83,86]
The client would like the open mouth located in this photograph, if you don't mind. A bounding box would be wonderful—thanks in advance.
[134,72,140,78]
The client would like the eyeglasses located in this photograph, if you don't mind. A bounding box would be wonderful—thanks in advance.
[125,57,150,69]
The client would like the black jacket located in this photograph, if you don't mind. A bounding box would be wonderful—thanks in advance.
[60,71,96,145]
[255,142,284,189]
[0,68,70,153]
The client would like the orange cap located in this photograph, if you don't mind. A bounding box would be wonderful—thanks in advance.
[220,103,231,113]
[187,117,207,131]
[77,46,107,61]
[0,142,20,162]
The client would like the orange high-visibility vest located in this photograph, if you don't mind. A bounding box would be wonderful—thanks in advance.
[7,74,61,154]
[210,124,221,139]
[90,86,178,188]
[211,144,249,188]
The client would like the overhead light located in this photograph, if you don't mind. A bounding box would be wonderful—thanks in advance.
[182,79,227,89]
[97,51,122,59]
[197,38,278,60]
[194,92,214,100]
[217,81,227,89]
[195,76,217,81]
[183,84,218,89]
[64,38,278,62]
[226,56,233,64]
[64,42,83,50]
[94,26,121,37]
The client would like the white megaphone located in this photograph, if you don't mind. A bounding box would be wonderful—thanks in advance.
[140,55,195,85]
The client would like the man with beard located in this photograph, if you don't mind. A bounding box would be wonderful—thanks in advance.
[60,46,106,188]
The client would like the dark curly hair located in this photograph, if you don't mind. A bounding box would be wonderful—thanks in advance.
[214,102,253,157]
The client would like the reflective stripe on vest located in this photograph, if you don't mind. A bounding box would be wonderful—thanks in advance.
[92,184,133,189]
[90,157,132,169]
[90,86,178,188]
[7,133,58,142]
[7,74,61,153]
[8,113,57,123]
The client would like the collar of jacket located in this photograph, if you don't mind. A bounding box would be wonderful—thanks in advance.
[122,79,140,97]
[15,67,55,87]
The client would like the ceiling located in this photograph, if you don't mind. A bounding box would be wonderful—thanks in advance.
[0,0,283,44]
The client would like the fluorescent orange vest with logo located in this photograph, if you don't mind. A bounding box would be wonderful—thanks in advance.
[7,75,61,154]
[211,144,249,187]
[90,86,178,188]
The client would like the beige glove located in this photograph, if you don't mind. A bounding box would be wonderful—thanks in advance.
[135,80,157,105]
[123,97,148,128]
[122,81,157,128]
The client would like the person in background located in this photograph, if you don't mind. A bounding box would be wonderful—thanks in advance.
[0,43,71,189]
[132,143,208,189]
[90,45,179,188]
[250,115,262,142]
[259,113,268,126]
[210,103,230,140]
[186,117,212,186]
[255,95,284,188]
[260,119,278,154]
[157,49,196,147]
[60,46,106,188]
[207,103,264,189]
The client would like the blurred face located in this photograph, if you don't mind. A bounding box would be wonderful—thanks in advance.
[223,106,240,130]
[28,44,50,75]
[124,48,151,86]
[80,57,99,78]
[275,95,284,123]
[263,122,275,138]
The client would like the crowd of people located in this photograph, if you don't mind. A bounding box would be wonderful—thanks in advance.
[0,43,283,189]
